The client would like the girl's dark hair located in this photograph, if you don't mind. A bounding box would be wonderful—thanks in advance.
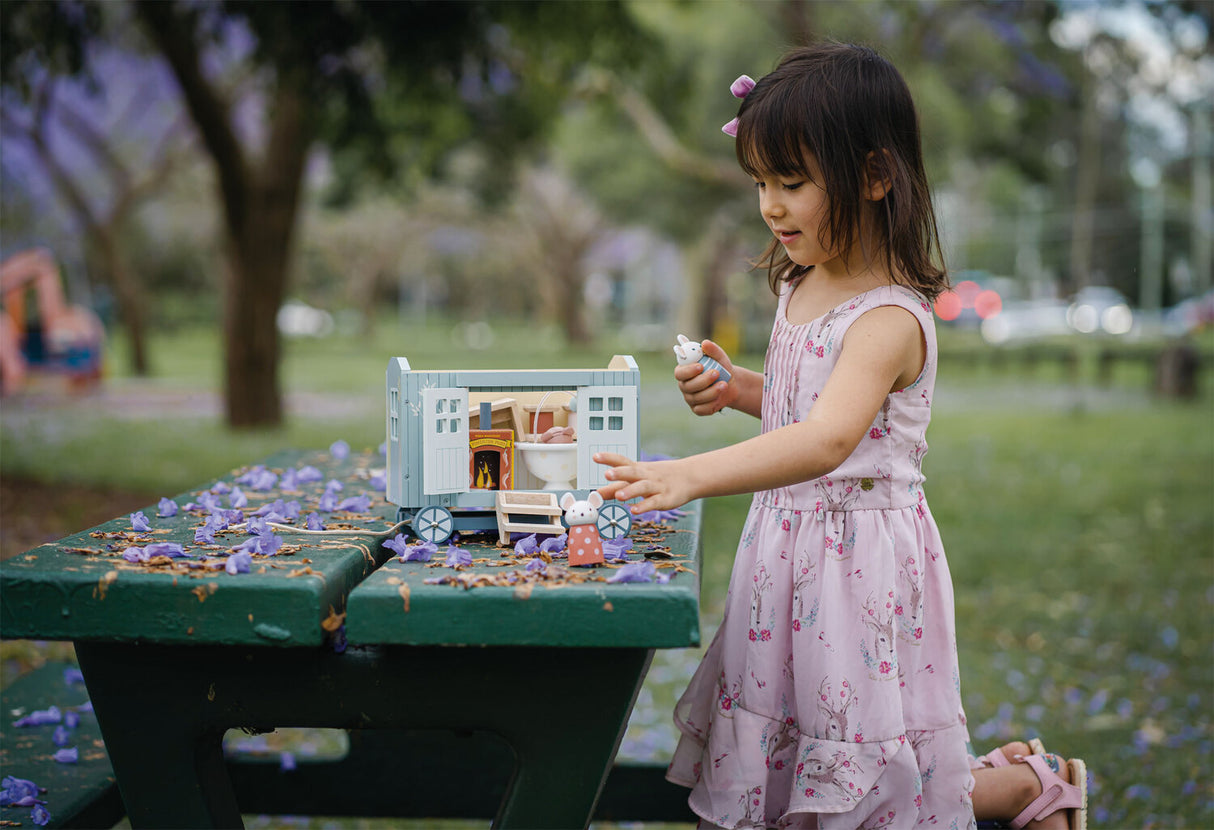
[734,42,948,299]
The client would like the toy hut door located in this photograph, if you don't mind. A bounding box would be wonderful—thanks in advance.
[576,385,637,489]
[421,387,469,494]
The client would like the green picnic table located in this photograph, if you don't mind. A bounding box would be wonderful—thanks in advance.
[0,447,702,828]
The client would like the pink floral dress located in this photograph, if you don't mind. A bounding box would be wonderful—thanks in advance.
[666,284,976,829]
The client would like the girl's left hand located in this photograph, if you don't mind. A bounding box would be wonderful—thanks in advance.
[594,452,695,514]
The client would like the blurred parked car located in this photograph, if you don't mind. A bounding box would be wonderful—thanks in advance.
[1066,287,1133,336]
[980,299,1072,345]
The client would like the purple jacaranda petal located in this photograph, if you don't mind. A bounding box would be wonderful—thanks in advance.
[282,500,301,520]
[324,479,344,494]
[145,542,187,559]
[121,547,148,563]
[256,530,282,556]
[130,511,151,532]
[318,491,338,512]
[336,494,371,513]
[608,560,656,583]
[63,667,84,687]
[226,551,252,574]
[370,472,386,491]
[514,534,538,556]
[230,486,248,508]
[330,440,350,460]
[445,545,472,568]
[259,511,287,524]
[602,538,630,561]
[1,777,40,801]
[254,499,284,517]
[211,480,232,495]
[330,624,347,654]
[206,512,231,532]
[31,802,52,826]
[235,466,261,485]
[400,541,436,563]
[280,751,296,771]
[525,557,546,573]
[64,710,80,729]
[157,497,179,518]
[52,726,71,747]
[194,525,217,545]
[231,537,260,555]
[250,469,277,491]
[383,534,409,556]
[247,517,269,536]
[52,747,78,764]
[539,534,568,553]
[279,468,299,491]
[296,465,323,483]
[305,512,324,531]
[633,507,685,523]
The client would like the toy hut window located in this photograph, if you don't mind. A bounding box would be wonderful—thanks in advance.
[585,395,626,432]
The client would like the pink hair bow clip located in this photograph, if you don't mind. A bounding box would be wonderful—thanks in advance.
[721,74,755,137]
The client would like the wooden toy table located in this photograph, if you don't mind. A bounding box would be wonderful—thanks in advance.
[0,449,702,829]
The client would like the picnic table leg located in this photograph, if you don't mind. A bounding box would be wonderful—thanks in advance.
[489,647,654,830]
[74,641,243,829]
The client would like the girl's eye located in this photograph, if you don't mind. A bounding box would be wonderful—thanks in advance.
[783,182,804,191]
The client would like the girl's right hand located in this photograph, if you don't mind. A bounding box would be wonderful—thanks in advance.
[675,339,739,416]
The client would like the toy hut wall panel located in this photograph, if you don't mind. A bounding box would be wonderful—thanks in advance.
[385,358,411,507]
[577,385,637,489]
[422,386,469,495]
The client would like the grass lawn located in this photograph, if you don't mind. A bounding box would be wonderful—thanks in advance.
[1,316,1211,829]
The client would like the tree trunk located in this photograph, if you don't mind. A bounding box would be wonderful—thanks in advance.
[222,90,309,428]
[137,4,312,429]
[1069,62,1101,292]
[91,231,149,376]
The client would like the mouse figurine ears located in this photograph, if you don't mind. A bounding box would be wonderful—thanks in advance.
[721,75,755,137]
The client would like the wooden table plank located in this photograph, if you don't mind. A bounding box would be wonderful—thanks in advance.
[345,503,702,648]
[1,449,399,648]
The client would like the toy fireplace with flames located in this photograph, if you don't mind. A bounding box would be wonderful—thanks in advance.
[385,355,639,546]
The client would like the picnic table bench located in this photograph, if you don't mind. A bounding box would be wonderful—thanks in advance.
[0,447,701,828]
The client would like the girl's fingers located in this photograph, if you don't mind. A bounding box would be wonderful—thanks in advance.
[594,452,633,469]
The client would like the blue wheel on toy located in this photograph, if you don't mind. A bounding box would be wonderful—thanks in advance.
[597,501,632,539]
[413,505,454,544]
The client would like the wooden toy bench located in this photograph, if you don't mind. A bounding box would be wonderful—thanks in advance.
[0,662,125,829]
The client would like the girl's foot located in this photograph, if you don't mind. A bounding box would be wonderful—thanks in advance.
[1009,753,1087,830]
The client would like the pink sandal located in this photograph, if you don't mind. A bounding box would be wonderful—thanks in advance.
[976,739,1048,768]
[1009,753,1088,830]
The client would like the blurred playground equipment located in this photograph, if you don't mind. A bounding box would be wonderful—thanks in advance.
[0,248,104,395]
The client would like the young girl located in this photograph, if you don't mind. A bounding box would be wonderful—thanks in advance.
[596,43,1086,830]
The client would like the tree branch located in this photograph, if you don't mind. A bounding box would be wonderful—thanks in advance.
[579,68,740,187]
[135,0,248,238]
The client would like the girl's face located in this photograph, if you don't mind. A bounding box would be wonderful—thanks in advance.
[752,156,836,269]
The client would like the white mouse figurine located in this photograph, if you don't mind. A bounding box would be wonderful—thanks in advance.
[674,334,731,384]
[560,491,604,567]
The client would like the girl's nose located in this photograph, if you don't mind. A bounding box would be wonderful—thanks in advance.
[760,190,783,220]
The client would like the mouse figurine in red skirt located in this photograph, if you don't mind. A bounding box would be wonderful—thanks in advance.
[561,491,604,567]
